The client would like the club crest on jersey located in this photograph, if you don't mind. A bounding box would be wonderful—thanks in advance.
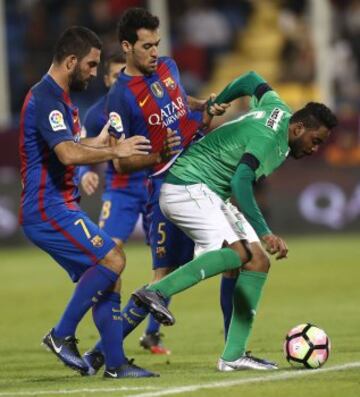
[163,77,176,90]
[49,110,66,131]
[151,81,164,98]
[91,235,104,248]
[109,112,124,133]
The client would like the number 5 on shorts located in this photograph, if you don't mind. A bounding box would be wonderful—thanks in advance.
[157,222,166,244]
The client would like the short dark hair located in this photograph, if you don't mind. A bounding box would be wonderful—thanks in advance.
[117,7,160,44]
[53,26,102,63]
[290,102,338,130]
[104,52,125,75]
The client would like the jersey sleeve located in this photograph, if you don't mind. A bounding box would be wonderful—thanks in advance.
[209,71,267,108]
[231,163,271,237]
[35,96,74,150]
[250,90,289,111]
[107,85,132,140]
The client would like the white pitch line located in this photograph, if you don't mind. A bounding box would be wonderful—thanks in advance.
[0,386,160,397]
[126,361,360,397]
[1,362,359,397]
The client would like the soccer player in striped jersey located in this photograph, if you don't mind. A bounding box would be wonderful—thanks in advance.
[132,71,337,371]
[79,52,150,372]
[18,26,157,379]
[99,7,229,358]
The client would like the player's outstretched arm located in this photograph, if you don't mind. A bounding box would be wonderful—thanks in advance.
[54,135,151,166]
[231,160,288,260]
[207,71,268,113]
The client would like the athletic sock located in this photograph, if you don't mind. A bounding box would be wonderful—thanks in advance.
[220,276,237,340]
[145,297,171,334]
[121,296,149,338]
[147,248,241,298]
[93,292,126,368]
[221,270,267,361]
[54,265,118,337]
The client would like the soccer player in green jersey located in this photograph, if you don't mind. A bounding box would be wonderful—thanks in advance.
[132,71,337,371]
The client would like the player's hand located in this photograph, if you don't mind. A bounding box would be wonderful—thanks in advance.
[202,93,231,128]
[208,93,231,116]
[81,171,99,195]
[94,120,111,147]
[261,234,288,260]
[160,128,182,162]
[114,135,152,158]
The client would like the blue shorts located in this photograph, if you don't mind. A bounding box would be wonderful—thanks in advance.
[23,209,116,282]
[99,186,149,243]
[147,176,194,269]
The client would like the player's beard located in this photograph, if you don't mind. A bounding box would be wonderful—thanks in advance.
[69,65,93,91]
[289,139,306,159]
[132,51,156,76]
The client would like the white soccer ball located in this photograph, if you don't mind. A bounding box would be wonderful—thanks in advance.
[284,323,331,369]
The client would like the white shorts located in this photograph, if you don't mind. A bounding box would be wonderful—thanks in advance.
[159,183,259,257]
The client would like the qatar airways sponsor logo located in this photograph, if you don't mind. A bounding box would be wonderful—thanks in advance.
[148,96,187,127]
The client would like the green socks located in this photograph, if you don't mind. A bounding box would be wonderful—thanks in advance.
[147,248,241,297]
[222,270,267,361]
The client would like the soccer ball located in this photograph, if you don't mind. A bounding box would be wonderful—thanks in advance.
[284,323,330,369]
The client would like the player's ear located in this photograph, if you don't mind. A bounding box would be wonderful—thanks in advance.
[121,40,131,54]
[294,122,306,137]
[65,55,78,72]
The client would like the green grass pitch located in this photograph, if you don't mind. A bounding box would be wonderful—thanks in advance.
[0,235,359,397]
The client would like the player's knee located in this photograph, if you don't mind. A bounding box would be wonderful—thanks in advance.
[244,249,270,273]
[112,237,124,250]
[101,245,126,274]
[229,239,252,264]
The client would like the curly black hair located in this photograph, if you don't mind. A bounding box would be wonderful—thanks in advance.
[117,8,160,45]
[290,102,338,130]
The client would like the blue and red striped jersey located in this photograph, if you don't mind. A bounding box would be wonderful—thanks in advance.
[19,74,81,225]
[81,95,148,192]
[107,56,203,174]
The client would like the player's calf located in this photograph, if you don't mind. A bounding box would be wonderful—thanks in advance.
[100,245,126,275]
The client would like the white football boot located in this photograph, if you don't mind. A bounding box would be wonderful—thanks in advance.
[217,352,278,371]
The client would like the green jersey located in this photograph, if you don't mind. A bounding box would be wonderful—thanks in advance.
[168,90,292,201]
